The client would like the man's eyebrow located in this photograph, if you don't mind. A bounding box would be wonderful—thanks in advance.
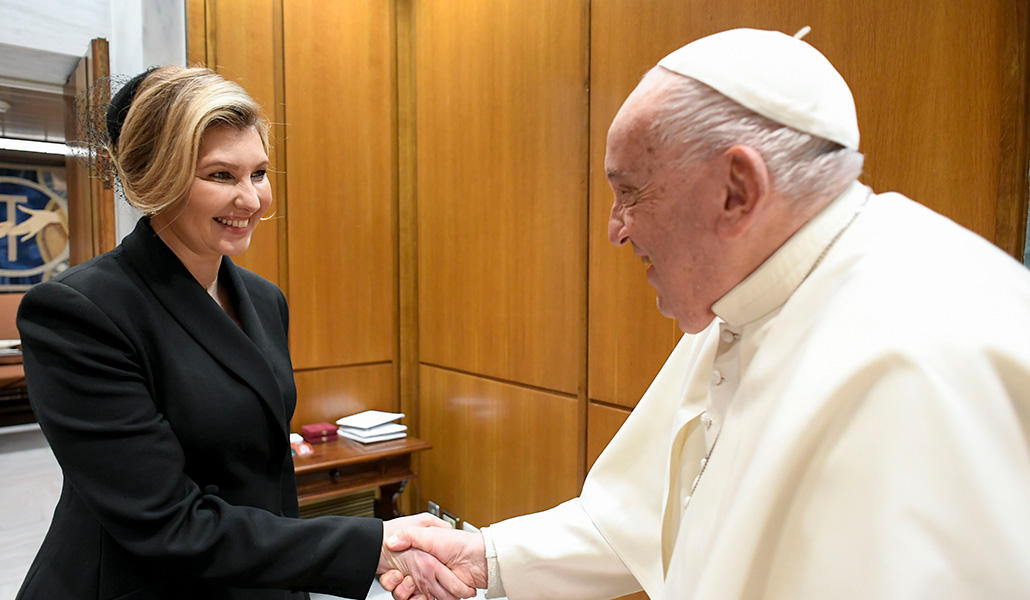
[606,168,626,180]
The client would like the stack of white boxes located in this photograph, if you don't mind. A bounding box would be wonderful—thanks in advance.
[335,410,407,444]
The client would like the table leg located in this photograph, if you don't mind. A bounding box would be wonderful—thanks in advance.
[376,479,408,519]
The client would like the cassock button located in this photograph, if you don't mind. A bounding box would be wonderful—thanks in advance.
[700,457,707,469]
[683,495,692,508]
[700,412,712,429]
[203,485,220,495]
[711,370,724,386]
[720,329,737,343]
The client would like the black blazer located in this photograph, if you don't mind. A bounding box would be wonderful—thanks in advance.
[16,218,380,600]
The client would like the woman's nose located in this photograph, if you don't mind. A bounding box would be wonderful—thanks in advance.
[234,181,261,211]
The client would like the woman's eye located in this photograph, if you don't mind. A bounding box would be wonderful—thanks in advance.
[208,171,233,181]
[251,170,267,182]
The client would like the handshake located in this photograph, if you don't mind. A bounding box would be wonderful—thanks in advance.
[378,514,489,600]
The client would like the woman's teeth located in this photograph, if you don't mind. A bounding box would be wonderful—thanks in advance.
[216,217,248,228]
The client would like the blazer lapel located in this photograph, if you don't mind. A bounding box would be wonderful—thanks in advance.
[122,219,289,439]
[220,256,294,438]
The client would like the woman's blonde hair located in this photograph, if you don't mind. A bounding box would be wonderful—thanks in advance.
[110,66,269,216]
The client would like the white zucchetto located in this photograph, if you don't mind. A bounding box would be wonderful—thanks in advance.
[657,28,860,150]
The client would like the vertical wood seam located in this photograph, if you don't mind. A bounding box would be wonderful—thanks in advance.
[395,0,420,514]
[578,0,593,487]
[272,0,289,298]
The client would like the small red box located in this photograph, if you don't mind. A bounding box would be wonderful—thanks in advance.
[300,422,337,444]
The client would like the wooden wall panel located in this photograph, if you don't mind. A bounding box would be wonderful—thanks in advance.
[415,0,589,395]
[586,401,632,470]
[283,0,397,369]
[292,363,396,432]
[842,3,1003,238]
[589,0,1024,408]
[208,0,282,287]
[419,366,580,526]
[587,2,692,409]
[587,246,681,408]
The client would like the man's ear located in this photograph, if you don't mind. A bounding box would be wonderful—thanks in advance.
[716,145,770,238]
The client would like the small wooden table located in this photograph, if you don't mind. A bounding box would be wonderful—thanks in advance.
[293,436,431,519]
[0,352,30,428]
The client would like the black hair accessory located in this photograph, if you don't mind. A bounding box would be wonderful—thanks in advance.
[69,67,158,189]
[105,67,157,149]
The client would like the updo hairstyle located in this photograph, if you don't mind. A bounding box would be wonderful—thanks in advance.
[108,66,269,216]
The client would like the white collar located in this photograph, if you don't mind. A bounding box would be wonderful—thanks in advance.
[712,181,870,328]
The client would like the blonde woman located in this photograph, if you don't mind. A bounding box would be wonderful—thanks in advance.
[15,67,472,600]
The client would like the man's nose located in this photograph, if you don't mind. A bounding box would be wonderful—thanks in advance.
[608,202,630,246]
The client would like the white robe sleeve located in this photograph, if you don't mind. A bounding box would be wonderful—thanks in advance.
[485,332,718,600]
[484,499,642,600]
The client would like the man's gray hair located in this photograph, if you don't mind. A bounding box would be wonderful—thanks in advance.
[644,67,865,206]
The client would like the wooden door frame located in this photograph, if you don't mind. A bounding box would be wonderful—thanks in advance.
[995,0,1030,260]
[64,38,116,265]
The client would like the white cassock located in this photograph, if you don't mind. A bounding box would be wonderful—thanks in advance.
[482,181,1030,600]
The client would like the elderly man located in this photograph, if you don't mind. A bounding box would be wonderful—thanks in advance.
[383,28,1030,600]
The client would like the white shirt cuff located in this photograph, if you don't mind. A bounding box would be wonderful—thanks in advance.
[480,526,506,598]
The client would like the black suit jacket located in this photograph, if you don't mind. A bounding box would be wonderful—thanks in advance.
[16,218,380,600]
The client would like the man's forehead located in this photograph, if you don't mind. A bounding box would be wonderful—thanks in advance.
[615,75,664,122]
[603,124,642,178]
[609,74,672,141]
[606,99,664,172]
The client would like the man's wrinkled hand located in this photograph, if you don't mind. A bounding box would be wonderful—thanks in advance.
[382,573,430,600]
[378,514,477,600]
[380,526,488,600]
